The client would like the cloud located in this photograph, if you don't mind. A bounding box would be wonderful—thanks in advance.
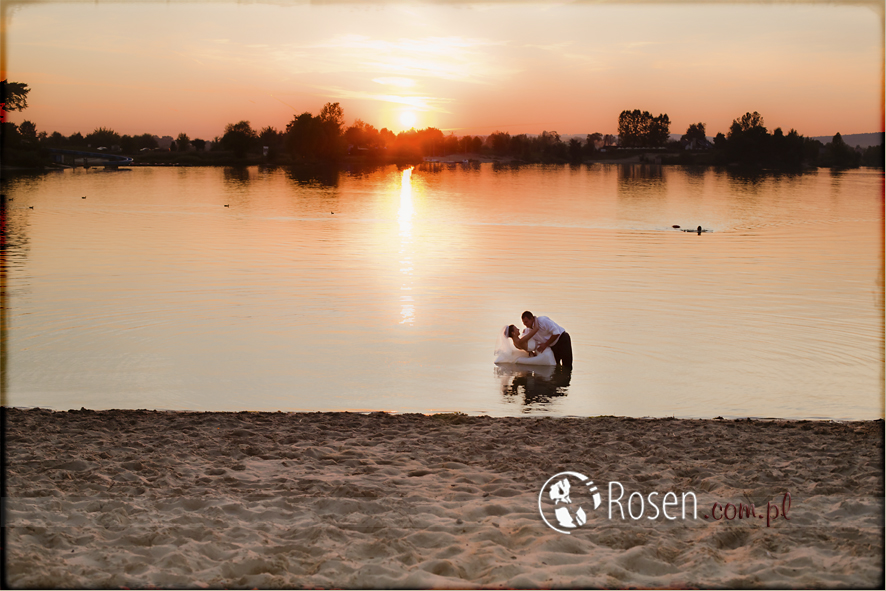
[373,77,417,88]
[184,32,515,117]
[623,41,660,50]
[190,33,514,85]
[309,34,513,84]
[519,40,607,71]
[312,86,454,113]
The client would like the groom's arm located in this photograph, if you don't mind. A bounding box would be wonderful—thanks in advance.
[536,333,559,353]
[522,323,539,342]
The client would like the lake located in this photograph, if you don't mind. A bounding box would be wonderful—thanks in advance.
[1,163,882,419]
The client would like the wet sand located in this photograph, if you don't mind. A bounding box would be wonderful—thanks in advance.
[4,408,883,589]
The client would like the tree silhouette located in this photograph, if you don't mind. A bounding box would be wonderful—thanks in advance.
[861,139,884,167]
[176,133,190,152]
[47,131,66,146]
[568,138,583,162]
[1,80,30,112]
[618,110,644,147]
[319,102,344,132]
[537,131,566,160]
[488,131,511,156]
[824,133,862,168]
[286,112,323,159]
[417,127,444,156]
[344,119,383,152]
[682,123,706,143]
[285,104,349,161]
[712,111,825,168]
[136,133,158,151]
[85,126,121,148]
[648,114,670,147]
[18,120,37,143]
[733,111,765,133]
[617,110,669,148]
[222,121,257,158]
[586,133,603,152]
[726,111,768,164]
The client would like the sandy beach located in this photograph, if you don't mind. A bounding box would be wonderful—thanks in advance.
[4,408,883,589]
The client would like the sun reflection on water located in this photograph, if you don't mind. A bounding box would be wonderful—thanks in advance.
[398,167,415,325]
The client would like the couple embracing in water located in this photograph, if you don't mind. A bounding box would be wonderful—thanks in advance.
[495,311,573,369]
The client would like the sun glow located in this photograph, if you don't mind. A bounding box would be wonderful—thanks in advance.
[399,111,418,129]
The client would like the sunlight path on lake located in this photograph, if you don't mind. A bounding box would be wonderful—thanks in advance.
[398,167,415,325]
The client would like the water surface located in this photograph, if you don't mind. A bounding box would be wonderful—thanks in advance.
[1,164,882,419]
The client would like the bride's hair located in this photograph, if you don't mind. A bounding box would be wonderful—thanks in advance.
[507,324,518,339]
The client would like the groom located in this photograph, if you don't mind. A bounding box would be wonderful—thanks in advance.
[521,311,573,369]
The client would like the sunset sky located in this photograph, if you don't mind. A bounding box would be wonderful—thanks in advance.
[1,1,883,140]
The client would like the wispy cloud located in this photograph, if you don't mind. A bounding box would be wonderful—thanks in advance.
[312,86,454,113]
[190,33,515,91]
[185,33,514,117]
[623,41,660,50]
[311,34,512,84]
[373,77,417,88]
[523,41,572,52]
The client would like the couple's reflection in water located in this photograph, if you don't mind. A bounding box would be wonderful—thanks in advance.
[496,364,572,411]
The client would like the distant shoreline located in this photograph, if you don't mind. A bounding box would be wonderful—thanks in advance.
[2,147,881,176]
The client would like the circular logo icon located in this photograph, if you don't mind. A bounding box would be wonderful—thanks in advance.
[538,471,602,534]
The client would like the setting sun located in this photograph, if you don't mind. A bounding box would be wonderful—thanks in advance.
[399,111,417,129]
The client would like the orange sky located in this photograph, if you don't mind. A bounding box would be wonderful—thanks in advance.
[2,0,883,140]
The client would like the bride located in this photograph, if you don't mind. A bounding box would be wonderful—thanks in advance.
[494,324,557,365]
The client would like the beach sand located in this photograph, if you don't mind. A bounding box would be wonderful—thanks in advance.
[4,408,883,589]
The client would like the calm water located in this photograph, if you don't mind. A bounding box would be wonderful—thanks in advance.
[1,164,882,419]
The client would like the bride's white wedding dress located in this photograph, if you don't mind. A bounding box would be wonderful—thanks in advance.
[494,325,557,365]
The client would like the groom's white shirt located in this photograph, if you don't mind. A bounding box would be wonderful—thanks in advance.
[529,316,564,347]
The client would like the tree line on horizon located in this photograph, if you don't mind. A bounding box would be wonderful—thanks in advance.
[2,79,882,170]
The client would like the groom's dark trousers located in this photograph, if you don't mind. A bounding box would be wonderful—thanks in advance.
[551,332,573,368]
